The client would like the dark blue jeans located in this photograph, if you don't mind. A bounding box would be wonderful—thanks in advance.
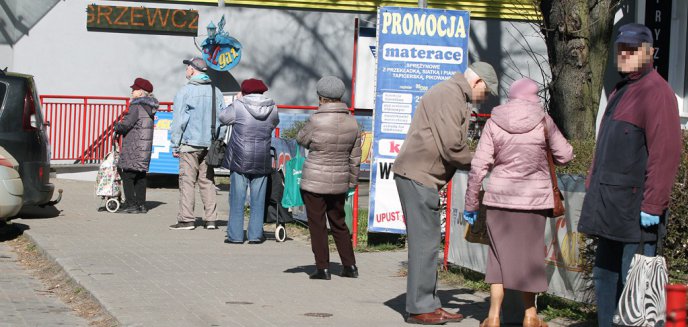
[592,237,656,327]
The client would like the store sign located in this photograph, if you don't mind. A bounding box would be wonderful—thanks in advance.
[86,5,198,36]
[645,0,672,80]
[367,7,469,234]
[201,16,242,71]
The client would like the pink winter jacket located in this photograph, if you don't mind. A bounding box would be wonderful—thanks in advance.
[464,100,573,211]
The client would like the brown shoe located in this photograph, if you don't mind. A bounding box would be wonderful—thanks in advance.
[406,310,447,325]
[523,315,548,327]
[480,316,500,327]
[437,308,464,322]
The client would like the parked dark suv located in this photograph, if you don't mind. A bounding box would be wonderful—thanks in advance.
[0,70,57,207]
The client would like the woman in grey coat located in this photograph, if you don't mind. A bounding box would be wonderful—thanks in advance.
[297,76,362,280]
[115,78,158,214]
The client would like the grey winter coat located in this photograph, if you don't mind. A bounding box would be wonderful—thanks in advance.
[115,96,158,172]
[297,102,362,194]
[219,94,279,175]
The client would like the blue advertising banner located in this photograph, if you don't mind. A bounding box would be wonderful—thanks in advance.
[368,7,469,234]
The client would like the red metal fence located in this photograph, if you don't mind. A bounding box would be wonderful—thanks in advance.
[40,94,305,163]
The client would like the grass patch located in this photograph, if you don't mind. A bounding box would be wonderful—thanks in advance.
[438,266,490,292]
[538,294,596,324]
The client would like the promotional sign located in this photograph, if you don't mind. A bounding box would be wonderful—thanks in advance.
[354,26,377,110]
[201,16,242,71]
[645,0,672,80]
[448,172,591,302]
[368,7,469,234]
[86,5,198,35]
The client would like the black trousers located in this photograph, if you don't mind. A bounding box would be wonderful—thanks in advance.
[301,190,355,269]
[120,169,147,207]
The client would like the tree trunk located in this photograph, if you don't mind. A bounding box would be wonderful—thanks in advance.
[540,0,621,140]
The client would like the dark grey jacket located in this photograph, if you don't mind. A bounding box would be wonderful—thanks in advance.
[115,96,158,172]
[297,102,362,194]
[219,94,279,175]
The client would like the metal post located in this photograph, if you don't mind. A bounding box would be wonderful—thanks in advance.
[418,0,427,8]
[442,181,452,270]
[218,0,225,7]
[352,185,359,248]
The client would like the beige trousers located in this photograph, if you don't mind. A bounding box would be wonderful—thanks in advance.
[177,150,217,223]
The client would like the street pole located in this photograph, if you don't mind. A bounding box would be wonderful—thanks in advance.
[418,0,427,8]
[218,0,225,7]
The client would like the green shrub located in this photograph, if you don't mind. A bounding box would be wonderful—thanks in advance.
[666,130,688,283]
[281,120,307,140]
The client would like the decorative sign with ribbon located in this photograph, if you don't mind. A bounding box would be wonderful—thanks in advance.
[201,16,242,71]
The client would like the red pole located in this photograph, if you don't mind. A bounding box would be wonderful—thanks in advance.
[275,127,280,138]
[352,184,359,247]
[443,181,452,271]
[666,284,687,327]
[80,98,88,164]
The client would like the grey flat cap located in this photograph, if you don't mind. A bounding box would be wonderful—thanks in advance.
[469,62,498,96]
[316,76,345,99]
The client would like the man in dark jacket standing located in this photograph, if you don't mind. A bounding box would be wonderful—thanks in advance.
[393,62,498,325]
[220,79,279,244]
[578,23,682,327]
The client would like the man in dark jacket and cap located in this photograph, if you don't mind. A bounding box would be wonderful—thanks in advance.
[220,78,279,244]
[578,23,682,326]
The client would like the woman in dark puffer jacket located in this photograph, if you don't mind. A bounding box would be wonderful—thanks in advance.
[115,77,159,214]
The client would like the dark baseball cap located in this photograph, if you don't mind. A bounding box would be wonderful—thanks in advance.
[615,23,653,47]
[182,57,208,72]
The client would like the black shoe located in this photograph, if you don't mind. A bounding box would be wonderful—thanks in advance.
[122,205,139,214]
[138,205,147,214]
[169,222,195,230]
[224,239,243,244]
[341,265,359,278]
[248,238,265,244]
[309,269,331,280]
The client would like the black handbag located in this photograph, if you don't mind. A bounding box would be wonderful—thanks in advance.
[206,84,225,168]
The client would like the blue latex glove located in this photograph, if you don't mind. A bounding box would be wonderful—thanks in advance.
[640,211,660,227]
[463,210,478,225]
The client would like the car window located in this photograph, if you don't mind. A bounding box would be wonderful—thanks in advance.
[0,81,7,114]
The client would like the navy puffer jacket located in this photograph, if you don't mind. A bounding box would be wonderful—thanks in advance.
[219,94,279,175]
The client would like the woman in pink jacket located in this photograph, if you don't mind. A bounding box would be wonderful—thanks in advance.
[464,78,573,327]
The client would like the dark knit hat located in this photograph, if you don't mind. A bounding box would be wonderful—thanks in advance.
[130,78,153,93]
[240,78,268,95]
[316,76,345,100]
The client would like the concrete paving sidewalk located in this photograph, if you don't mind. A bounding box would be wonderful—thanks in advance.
[0,240,88,327]
[15,177,491,327]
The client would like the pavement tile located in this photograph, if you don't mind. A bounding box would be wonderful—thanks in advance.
[16,178,491,326]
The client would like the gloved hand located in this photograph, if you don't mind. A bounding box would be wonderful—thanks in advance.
[463,210,478,225]
[640,211,660,227]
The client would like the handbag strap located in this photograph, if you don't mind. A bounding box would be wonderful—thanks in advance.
[210,84,218,141]
[637,220,665,256]
[543,118,558,191]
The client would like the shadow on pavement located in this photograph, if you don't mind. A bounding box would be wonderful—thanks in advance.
[0,222,29,242]
[283,263,347,276]
[16,205,61,219]
[384,289,487,322]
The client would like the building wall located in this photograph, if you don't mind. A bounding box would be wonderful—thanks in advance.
[0,1,550,108]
